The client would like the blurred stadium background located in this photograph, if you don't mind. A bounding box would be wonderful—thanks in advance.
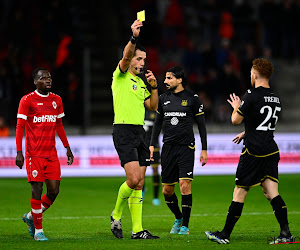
[0,0,299,177]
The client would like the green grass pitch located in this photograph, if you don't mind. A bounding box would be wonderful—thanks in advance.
[0,174,299,249]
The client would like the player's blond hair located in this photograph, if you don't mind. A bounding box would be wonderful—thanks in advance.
[252,58,274,79]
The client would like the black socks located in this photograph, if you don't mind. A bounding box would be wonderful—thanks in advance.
[182,194,192,227]
[221,201,244,238]
[271,195,291,237]
[165,193,182,219]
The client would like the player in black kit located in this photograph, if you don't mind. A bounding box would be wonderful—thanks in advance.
[150,66,208,235]
[205,58,293,245]
[143,108,161,206]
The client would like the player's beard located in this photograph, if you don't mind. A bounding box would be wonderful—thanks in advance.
[168,85,178,92]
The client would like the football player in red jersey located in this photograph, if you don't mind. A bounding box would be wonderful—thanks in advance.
[15,68,74,241]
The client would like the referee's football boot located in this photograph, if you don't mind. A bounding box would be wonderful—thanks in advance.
[111,212,123,239]
[131,229,160,239]
[269,235,293,244]
[205,231,230,244]
[22,213,35,237]
[170,218,183,234]
[178,226,189,235]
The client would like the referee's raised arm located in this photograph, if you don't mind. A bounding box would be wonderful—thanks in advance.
[119,20,143,73]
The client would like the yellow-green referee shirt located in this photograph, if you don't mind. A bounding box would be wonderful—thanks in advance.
[112,63,151,125]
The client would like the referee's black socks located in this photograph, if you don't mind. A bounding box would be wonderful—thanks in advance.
[271,195,291,237]
[182,194,192,228]
[165,193,182,219]
[221,201,244,238]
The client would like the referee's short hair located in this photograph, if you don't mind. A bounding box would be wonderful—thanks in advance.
[134,43,146,56]
[167,66,187,86]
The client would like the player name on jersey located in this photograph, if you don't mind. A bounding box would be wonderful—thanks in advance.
[264,96,280,103]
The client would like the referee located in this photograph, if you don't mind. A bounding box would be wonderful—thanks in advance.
[150,66,208,235]
[110,19,159,240]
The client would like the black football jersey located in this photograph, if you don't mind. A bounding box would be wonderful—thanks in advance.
[237,87,281,155]
[156,89,204,145]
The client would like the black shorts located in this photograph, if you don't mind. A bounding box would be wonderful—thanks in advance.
[161,144,195,185]
[113,124,150,167]
[235,148,280,188]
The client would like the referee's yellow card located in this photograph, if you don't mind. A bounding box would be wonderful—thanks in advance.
[137,10,145,22]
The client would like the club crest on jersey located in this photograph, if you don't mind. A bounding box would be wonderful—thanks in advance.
[52,101,57,109]
[181,100,188,106]
[132,84,137,91]
[32,170,38,178]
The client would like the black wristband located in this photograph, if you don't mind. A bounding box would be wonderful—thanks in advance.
[151,86,158,90]
[130,35,138,44]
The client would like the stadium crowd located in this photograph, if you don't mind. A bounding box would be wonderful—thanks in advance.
[1,0,300,130]
[0,0,82,129]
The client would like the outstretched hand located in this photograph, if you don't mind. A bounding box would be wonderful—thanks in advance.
[227,93,241,110]
[232,131,245,144]
[131,20,143,37]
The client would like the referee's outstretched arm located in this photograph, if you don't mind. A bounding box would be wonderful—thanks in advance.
[119,20,143,73]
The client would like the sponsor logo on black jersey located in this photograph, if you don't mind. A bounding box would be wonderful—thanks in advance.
[170,117,179,125]
[164,112,186,117]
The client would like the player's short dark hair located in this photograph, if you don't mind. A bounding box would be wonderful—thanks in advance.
[167,66,187,86]
[134,43,146,56]
[32,68,48,80]
[252,58,274,79]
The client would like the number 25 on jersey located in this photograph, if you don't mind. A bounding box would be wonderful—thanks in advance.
[256,105,281,131]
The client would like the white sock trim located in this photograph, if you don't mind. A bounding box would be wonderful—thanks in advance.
[27,212,33,220]
[32,208,43,214]
[35,229,44,235]
[41,204,47,212]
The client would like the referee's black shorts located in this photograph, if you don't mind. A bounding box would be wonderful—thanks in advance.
[161,144,195,185]
[235,148,280,188]
[113,124,150,167]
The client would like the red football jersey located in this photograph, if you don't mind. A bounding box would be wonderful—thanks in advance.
[17,90,65,157]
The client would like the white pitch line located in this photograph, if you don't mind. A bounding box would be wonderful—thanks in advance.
[1,211,300,221]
